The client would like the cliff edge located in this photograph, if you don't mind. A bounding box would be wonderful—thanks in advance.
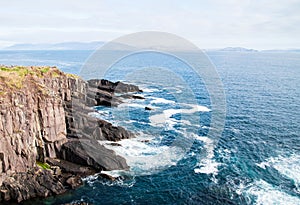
[0,66,141,203]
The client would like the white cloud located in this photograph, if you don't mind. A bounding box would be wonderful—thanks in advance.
[0,0,299,49]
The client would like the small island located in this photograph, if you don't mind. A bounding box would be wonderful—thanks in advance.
[0,66,142,203]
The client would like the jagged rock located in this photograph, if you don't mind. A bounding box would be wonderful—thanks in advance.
[0,67,70,174]
[86,86,122,107]
[87,79,142,93]
[145,106,154,110]
[65,175,83,189]
[52,166,62,176]
[65,107,134,142]
[100,173,117,181]
[60,140,129,171]
[108,142,122,146]
[120,94,145,100]
[0,66,141,203]
[46,158,96,176]
[0,167,66,203]
[140,139,150,143]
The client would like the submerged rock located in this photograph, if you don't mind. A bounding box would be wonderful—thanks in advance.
[145,106,154,110]
[120,94,145,100]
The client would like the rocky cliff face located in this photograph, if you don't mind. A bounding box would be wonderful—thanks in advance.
[0,67,69,176]
[0,66,142,203]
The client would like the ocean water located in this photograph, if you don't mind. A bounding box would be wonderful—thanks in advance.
[0,50,300,205]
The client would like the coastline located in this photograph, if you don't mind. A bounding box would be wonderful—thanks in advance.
[0,66,142,203]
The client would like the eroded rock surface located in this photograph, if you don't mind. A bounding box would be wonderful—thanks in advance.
[0,66,142,203]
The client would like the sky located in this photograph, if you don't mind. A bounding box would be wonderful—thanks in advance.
[0,0,299,49]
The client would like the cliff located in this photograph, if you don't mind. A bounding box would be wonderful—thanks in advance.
[0,66,141,202]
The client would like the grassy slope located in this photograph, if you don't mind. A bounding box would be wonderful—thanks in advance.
[0,66,78,95]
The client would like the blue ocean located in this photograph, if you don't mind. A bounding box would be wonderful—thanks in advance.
[0,50,299,205]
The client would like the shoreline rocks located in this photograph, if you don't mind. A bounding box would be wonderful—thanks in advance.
[0,66,143,203]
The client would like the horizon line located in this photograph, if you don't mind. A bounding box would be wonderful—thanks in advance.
[1,41,300,51]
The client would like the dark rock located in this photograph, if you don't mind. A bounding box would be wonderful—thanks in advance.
[100,173,117,181]
[60,140,129,171]
[145,106,154,110]
[0,67,141,203]
[140,139,150,143]
[46,158,96,176]
[65,107,134,141]
[86,87,122,107]
[0,190,10,201]
[120,94,145,100]
[115,81,142,93]
[0,167,66,203]
[132,95,145,99]
[108,143,122,146]
[87,79,141,93]
[52,166,62,176]
[66,176,83,189]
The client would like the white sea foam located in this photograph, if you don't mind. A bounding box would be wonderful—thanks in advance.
[149,104,210,128]
[180,120,192,126]
[118,103,147,109]
[101,170,132,178]
[181,103,211,112]
[82,174,99,187]
[193,135,220,176]
[88,111,114,123]
[99,136,185,176]
[150,97,176,104]
[89,111,109,117]
[256,154,300,186]
[245,180,300,205]
[142,88,160,93]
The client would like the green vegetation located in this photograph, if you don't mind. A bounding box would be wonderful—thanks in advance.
[66,73,79,79]
[0,65,80,91]
[51,70,61,78]
[40,67,50,73]
[0,66,51,77]
[0,66,52,89]
[36,161,51,170]
[1,66,35,77]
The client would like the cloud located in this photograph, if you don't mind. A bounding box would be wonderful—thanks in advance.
[0,0,299,49]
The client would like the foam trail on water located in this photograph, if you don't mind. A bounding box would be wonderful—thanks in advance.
[245,180,300,205]
[150,97,176,104]
[256,154,300,187]
[99,135,185,176]
[118,103,147,109]
[193,134,220,176]
[149,104,210,128]
[142,88,160,93]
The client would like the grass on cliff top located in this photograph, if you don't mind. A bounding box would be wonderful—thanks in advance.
[0,66,50,90]
[36,161,51,170]
[0,66,79,91]
[0,66,53,78]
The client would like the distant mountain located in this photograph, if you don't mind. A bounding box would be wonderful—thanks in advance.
[217,47,258,52]
[4,43,300,52]
[4,41,105,50]
[262,49,300,53]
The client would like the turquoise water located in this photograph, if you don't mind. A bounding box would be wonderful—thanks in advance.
[0,50,299,205]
